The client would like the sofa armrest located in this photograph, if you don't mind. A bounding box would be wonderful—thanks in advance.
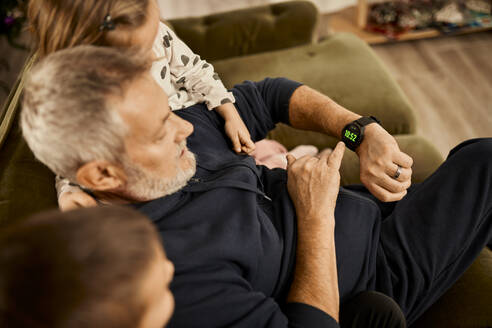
[168,1,319,61]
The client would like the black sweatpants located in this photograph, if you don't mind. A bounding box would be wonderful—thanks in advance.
[370,138,492,325]
[340,291,406,328]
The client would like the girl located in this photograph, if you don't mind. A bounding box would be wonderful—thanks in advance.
[27,0,256,210]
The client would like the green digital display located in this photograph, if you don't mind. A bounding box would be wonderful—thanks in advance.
[344,130,358,142]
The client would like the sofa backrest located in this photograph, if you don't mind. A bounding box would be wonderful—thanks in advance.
[168,1,319,61]
[0,54,58,227]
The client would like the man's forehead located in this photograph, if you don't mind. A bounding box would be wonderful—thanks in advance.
[115,76,169,137]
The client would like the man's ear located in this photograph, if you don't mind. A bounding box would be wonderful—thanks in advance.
[76,161,127,191]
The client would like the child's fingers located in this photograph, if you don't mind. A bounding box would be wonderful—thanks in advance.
[236,134,253,154]
[241,146,252,154]
[231,134,242,153]
[75,193,98,207]
[239,133,255,151]
[244,136,256,151]
[69,192,97,209]
[241,143,255,154]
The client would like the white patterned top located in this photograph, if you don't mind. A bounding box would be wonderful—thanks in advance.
[150,22,235,111]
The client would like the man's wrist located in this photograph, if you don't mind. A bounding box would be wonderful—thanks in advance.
[296,212,336,237]
[341,116,381,152]
[334,113,361,138]
[296,210,335,224]
[354,123,383,155]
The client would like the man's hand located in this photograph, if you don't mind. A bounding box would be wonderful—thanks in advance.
[286,142,345,222]
[286,142,345,320]
[356,124,413,202]
[58,190,98,211]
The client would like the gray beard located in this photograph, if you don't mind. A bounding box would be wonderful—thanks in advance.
[122,150,197,202]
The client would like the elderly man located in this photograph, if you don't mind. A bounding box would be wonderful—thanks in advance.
[21,46,491,327]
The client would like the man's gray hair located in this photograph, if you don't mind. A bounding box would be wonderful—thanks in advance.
[21,45,151,181]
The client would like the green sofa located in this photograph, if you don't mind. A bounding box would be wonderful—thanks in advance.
[0,1,490,326]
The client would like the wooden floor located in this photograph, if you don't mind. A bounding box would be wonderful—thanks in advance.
[371,32,492,157]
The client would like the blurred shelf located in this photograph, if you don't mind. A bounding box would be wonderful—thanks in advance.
[328,5,492,44]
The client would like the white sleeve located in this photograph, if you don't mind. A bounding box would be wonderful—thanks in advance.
[160,24,235,110]
[55,176,82,198]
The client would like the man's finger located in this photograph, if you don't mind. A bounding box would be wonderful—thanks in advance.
[286,154,296,168]
[315,148,332,159]
[370,183,408,202]
[386,164,412,182]
[318,147,332,163]
[327,142,345,170]
[393,151,413,168]
[376,174,411,194]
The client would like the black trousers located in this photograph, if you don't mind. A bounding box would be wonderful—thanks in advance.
[340,291,406,328]
[369,138,492,325]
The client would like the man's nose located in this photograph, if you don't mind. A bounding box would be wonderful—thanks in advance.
[175,115,194,142]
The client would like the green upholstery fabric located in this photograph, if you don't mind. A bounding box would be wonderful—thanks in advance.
[169,1,318,61]
[0,114,57,228]
[0,53,57,228]
[0,1,490,326]
[212,34,417,135]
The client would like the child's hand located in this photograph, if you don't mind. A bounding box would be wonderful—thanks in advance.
[224,115,256,154]
[216,103,256,154]
[58,190,97,211]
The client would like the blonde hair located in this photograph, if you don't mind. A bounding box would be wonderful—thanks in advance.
[28,0,150,58]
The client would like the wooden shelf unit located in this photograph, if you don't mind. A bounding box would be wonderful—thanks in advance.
[329,0,492,44]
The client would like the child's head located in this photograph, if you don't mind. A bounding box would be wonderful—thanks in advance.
[28,0,160,58]
[0,206,174,328]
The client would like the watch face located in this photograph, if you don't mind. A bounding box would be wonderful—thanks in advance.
[343,124,361,143]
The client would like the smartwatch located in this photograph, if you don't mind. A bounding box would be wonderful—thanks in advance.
[341,116,381,151]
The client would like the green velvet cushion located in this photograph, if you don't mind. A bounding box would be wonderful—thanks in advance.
[168,1,318,61]
[0,115,57,228]
[212,33,417,136]
[0,54,57,227]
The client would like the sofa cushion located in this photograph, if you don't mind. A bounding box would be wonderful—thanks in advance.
[212,33,417,136]
[169,1,318,61]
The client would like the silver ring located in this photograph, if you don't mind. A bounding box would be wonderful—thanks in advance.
[393,165,402,179]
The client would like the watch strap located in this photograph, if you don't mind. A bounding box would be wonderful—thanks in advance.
[355,116,381,127]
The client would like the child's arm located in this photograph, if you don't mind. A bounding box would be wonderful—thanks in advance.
[56,176,97,211]
[159,23,255,153]
[215,102,256,154]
